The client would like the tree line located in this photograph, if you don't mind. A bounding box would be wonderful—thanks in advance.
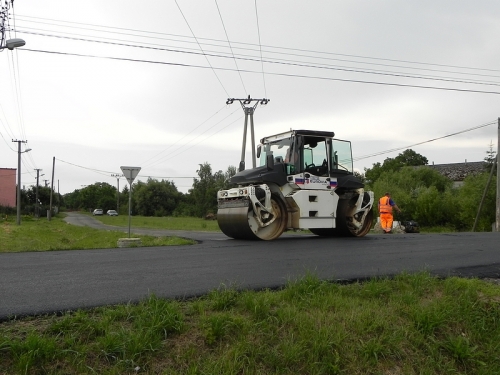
[4,149,496,232]
[364,148,497,232]
[62,163,236,218]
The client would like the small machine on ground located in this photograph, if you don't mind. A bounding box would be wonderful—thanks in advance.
[217,129,374,240]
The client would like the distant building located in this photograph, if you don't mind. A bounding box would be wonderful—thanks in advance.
[426,161,486,187]
[0,168,16,207]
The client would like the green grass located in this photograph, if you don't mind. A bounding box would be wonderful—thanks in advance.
[91,213,222,231]
[0,214,195,253]
[1,272,499,374]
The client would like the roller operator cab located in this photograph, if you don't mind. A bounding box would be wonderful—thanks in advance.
[217,129,374,240]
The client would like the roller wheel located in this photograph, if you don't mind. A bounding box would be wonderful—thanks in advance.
[218,194,287,240]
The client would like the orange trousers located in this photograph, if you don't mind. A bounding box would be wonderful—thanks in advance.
[380,213,394,233]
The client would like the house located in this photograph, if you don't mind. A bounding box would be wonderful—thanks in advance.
[425,161,486,188]
[0,168,17,207]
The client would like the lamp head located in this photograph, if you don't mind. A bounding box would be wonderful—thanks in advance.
[5,38,26,50]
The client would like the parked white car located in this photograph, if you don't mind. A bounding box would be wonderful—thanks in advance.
[107,210,118,216]
[92,209,103,216]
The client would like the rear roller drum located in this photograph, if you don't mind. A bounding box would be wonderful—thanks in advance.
[310,197,373,238]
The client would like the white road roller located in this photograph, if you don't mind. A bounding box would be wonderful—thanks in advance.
[217,129,374,240]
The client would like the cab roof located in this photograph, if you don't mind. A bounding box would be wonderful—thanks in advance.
[260,129,335,144]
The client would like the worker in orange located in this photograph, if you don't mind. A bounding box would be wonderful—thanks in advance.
[378,192,401,233]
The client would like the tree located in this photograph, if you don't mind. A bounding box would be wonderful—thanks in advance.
[457,172,497,231]
[188,163,237,217]
[133,178,181,216]
[365,149,428,186]
[372,166,457,227]
[484,141,497,173]
[63,182,116,212]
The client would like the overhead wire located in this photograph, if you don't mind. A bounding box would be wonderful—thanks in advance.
[174,0,230,97]
[7,6,38,170]
[215,0,247,94]
[13,14,500,75]
[0,99,17,143]
[54,118,497,190]
[254,0,267,97]
[13,30,500,87]
[140,104,229,167]
[12,25,500,82]
[352,120,497,163]
[18,48,500,95]
[145,108,242,167]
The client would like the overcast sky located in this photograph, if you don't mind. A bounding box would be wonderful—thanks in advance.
[1,0,499,195]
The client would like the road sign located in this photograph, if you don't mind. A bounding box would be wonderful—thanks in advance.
[120,166,141,185]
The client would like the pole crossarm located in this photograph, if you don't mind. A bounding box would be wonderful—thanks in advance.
[226,95,270,107]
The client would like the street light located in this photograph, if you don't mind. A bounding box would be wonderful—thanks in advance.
[0,38,26,50]
[13,139,31,225]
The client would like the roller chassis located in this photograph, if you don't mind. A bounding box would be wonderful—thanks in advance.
[217,129,375,240]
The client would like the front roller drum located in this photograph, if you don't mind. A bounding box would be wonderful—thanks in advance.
[217,195,287,240]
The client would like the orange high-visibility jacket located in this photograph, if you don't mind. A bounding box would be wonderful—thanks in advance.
[378,196,393,214]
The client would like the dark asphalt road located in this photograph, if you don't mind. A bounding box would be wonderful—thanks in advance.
[1,212,499,320]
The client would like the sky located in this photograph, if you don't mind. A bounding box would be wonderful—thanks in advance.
[1,0,499,195]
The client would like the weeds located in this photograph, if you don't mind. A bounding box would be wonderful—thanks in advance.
[1,272,500,374]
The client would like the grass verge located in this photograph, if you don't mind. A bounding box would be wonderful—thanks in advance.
[1,272,499,374]
[92,213,221,231]
[0,215,195,253]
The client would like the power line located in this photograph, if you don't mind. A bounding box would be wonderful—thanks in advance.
[215,0,247,94]
[140,105,229,167]
[145,109,242,168]
[14,25,500,82]
[353,120,497,162]
[18,48,500,95]
[174,0,230,97]
[14,30,500,87]
[254,0,267,97]
[13,14,500,75]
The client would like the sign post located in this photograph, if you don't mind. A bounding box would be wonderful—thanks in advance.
[120,166,141,238]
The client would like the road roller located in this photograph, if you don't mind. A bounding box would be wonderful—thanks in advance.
[217,129,374,240]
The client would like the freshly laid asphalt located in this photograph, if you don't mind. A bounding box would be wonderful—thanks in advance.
[1,212,499,320]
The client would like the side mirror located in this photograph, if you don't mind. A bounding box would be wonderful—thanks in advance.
[238,161,245,172]
[257,145,261,158]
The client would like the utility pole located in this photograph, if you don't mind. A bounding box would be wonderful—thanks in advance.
[12,140,30,225]
[34,169,42,218]
[111,173,123,212]
[496,118,500,232]
[48,156,55,221]
[226,95,269,171]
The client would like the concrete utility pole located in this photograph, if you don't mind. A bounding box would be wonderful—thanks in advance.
[111,173,123,212]
[226,95,270,171]
[48,157,55,221]
[34,169,42,218]
[12,140,30,225]
[496,118,500,232]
